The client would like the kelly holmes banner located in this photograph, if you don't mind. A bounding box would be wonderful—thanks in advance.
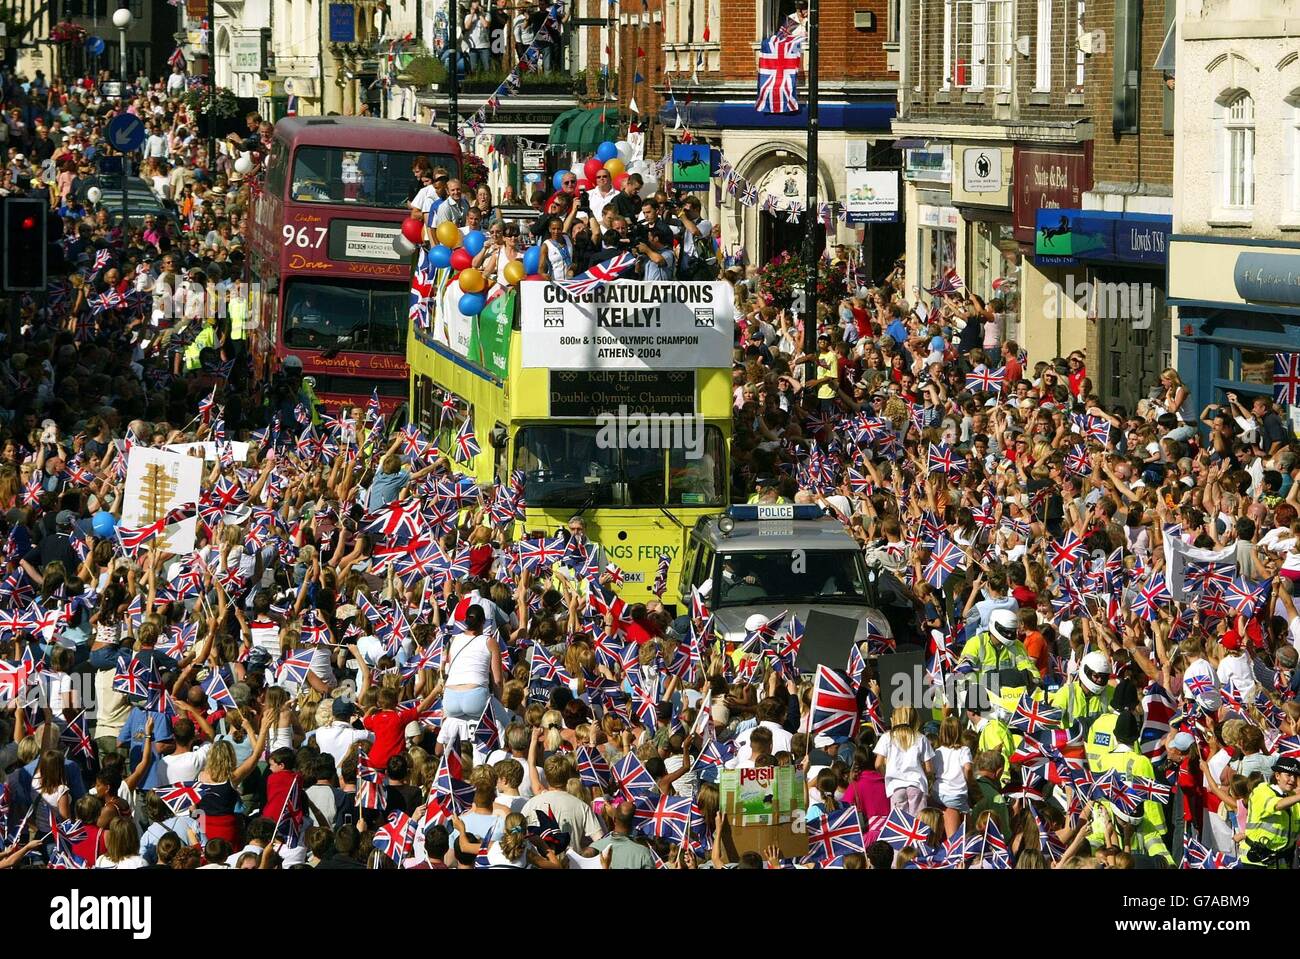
[521,281,735,371]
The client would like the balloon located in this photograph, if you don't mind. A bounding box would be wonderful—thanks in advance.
[615,140,632,163]
[503,260,526,285]
[428,244,452,269]
[462,229,486,256]
[613,173,628,190]
[584,157,605,181]
[596,141,619,162]
[458,268,486,294]
[641,173,659,195]
[435,221,462,248]
[577,178,592,192]
[523,245,541,274]
[525,274,545,281]
[92,511,116,538]
[401,216,425,244]
[458,292,486,315]
[553,170,566,191]
[603,158,626,178]
[450,247,473,271]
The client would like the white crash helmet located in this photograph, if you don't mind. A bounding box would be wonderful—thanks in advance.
[1079,651,1112,694]
[988,608,1019,645]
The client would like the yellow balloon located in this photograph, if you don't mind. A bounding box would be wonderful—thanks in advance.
[503,260,527,285]
[435,221,462,248]
[458,268,486,294]
[603,157,626,178]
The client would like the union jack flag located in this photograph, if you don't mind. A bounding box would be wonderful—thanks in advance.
[926,268,963,296]
[1274,352,1300,406]
[373,810,416,863]
[576,745,613,790]
[453,417,480,463]
[1008,695,1063,734]
[965,365,1006,392]
[651,552,671,598]
[1049,531,1087,572]
[1132,574,1170,622]
[612,752,657,802]
[155,780,208,815]
[1181,836,1239,869]
[637,794,695,844]
[808,665,859,741]
[804,806,866,863]
[557,251,637,296]
[878,807,931,850]
[755,35,801,114]
[59,709,95,760]
[926,442,968,476]
[924,536,965,587]
[362,498,427,542]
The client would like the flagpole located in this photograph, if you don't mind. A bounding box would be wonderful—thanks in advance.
[800,0,820,385]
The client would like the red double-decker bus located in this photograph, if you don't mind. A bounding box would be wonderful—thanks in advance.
[248,117,461,412]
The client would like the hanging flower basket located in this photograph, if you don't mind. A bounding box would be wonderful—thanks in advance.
[183,85,241,119]
[757,251,846,311]
[49,21,88,44]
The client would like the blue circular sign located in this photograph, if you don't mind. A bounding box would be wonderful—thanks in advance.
[86,36,106,55]
[106,113,146,153]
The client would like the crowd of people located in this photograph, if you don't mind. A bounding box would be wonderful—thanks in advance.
[1,57,1299,874]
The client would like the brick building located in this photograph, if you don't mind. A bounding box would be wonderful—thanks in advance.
[648,0,901,271]
[1167,0,1300,419]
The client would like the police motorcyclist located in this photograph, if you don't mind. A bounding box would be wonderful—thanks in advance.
[1049,649,1113,728]
[1241,755,1300,869]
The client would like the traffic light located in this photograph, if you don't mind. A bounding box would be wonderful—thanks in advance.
[2,198,48,292]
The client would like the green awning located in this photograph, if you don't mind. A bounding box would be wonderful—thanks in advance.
[548,107,586,150]
[572,108,620,154]
[548,107,620,153]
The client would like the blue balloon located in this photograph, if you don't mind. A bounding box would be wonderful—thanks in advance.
[595,141,618,162]
[523,245,541,275]
[462,230,486,257]
[428,244,452,269]
[459,291,486,316]
[552,170,566,191]
[92,510,116,538]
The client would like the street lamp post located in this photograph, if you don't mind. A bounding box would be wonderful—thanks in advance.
[113,6,133,232]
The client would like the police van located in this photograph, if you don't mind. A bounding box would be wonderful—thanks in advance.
[676,504,892,652]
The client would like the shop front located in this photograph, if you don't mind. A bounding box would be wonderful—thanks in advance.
[1033,209,1172,410]
[952,143,1020,339]
[900,143,952,298]
[1013,144,1093,367]
[1169,236,1300,418]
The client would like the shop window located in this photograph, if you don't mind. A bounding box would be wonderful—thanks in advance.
[1222,92,1255,209]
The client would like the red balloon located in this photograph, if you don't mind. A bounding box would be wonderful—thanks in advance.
[400,216,424,244]
[577,178,592,192]
[613,173,628,190]
[525,274,544,281]
[450,247,473,271]
[584,157,604,181]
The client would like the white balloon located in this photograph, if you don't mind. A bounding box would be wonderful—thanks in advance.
[570,161,586,179]
[615,140,632,163]
[233,152,253,176]
[640,174,659,195]
[87,186,102,204]
[627,158,648,175]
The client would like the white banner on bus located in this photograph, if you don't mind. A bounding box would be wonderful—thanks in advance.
[434,279,473,358]
[521,281,735,371]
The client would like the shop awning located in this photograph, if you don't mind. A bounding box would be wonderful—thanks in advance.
[547,107,586,150]
[548,107,620,153]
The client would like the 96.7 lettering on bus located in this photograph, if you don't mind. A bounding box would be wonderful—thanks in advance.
[282,225,327,249]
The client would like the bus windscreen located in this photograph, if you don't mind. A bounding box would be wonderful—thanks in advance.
[290,147,459,208]
[282,278,409,354]
[514,425,725,508]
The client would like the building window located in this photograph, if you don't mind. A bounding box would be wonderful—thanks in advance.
[762,0,800,37]
[942,0,953,89]
[1075,0,1086,89]
[1034,0,1051,90]
[887,0,900,43]
[1223,92,1255,209]
[1113,0,1139,133]
[954,0,1011,91]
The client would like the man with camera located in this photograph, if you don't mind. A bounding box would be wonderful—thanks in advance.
[636,224,676,281]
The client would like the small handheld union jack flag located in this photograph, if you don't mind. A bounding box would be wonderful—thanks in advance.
[878,807,930,851]
[453,416,480,464]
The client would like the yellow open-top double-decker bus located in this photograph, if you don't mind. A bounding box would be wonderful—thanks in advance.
[407,266,734,608]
